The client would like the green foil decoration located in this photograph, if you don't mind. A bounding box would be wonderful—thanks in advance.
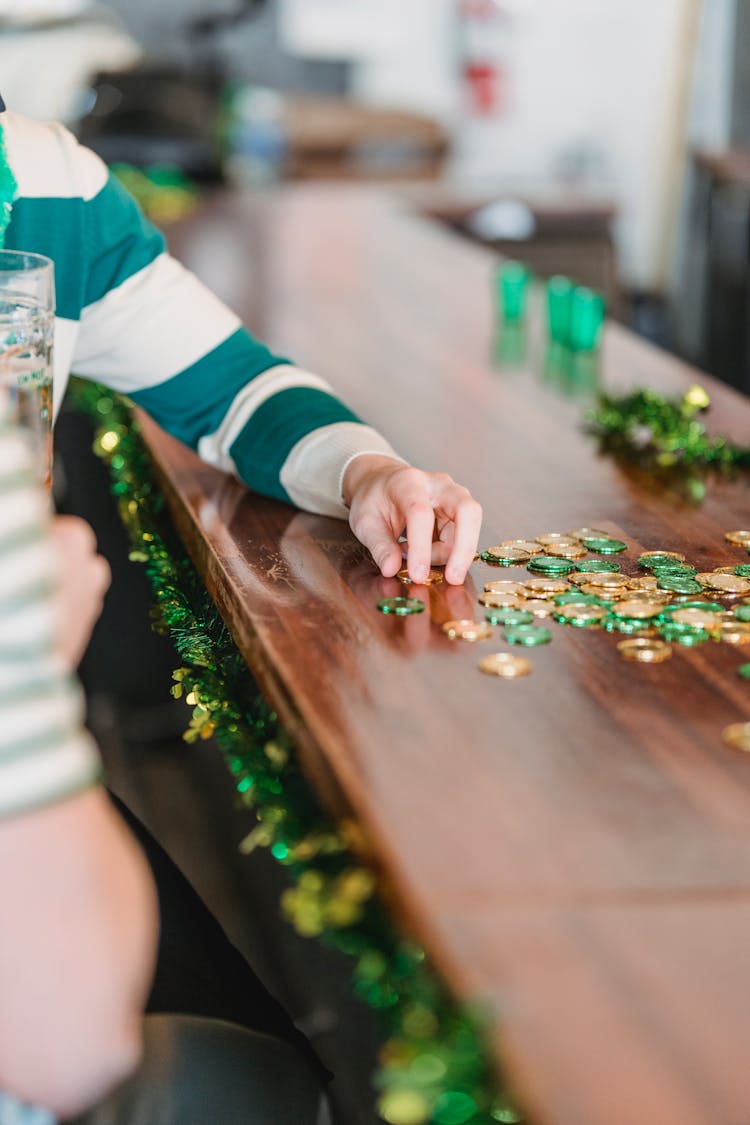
[68,378,520,1125]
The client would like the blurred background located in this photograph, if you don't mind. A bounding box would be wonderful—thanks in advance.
[2,0,749,385]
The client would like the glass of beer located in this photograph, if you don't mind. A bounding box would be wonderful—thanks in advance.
[0,251,55,489]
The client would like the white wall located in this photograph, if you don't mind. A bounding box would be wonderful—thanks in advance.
[351,0,704,293]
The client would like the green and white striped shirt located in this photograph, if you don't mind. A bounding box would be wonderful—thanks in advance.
[0,411,100,819]
[1,111,399,518]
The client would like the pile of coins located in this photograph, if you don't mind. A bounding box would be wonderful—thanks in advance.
[377,527,750,739]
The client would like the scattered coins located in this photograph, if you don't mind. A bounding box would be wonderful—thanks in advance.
[523,578,570,597]
[670,608,723,629]
[377,597,425,616]
[535,533,577,547]
[485,608,534,627]
[504,624,552,647]
[583,537,627,554]
[618,638,673,663]
[571,559,622,574]
[522,599,557,617]
[717,622,750,646]
[702,574,750,596]
[397,567,444,586]
[544,543,588,560]
[583,573,630,589]
[639,551,686,567]
[498,539,543,555]
[479,591,522,609]
[567,527,611,541]
[612,600,664,620]
[484,580,526,596]
[722,722,750,751]
[479,652,533,679]
[443,620,494,642]
[527,556,576,576]
[725,531,750,547]
[484,545,533,564]
[555,605,607,626]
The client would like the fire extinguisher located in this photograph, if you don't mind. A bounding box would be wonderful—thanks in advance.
[458,0,511,117]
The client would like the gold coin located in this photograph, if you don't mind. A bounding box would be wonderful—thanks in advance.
[618,638,673,663]
[556,604,607,623]
[478,652,533,679]
[498,539,543,555]
[578,583,622,599]
[717,621,750,645]
[398,567,444,586]
[696,572,725,589]
[535,533,578,547]
[443,619,494,641]
[722,722,750,752]
[713,566,740,575]
[704,574,750,595]
[484,580,525,596]
[479,592,521,609]
[627,575,659,591]
[484,545,532,562]
[583,572,631,589]
[566,527,611,541]
[523,599,556,617]
[569,571,594,586]
[670,608,722,629]
[522,578,570,597]
[614,600,664,619]
[544,543,588,560]
[725,531,750,546]
[622,588,670,604]
[640,550,686,562]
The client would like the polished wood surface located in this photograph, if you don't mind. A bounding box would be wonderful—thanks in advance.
[139,185,750,1125]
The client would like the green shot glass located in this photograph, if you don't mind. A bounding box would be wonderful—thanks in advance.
[546,275,574,345]
[568,286,605,351]
[496,260,530,322]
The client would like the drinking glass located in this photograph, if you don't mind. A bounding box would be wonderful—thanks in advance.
[0,251,55,489]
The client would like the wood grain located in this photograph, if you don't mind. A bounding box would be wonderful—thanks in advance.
[139,185,750,1125]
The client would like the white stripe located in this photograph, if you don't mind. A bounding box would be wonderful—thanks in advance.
[0,484,49,536]
[3,112,108,202]
[0,731,99,818]
[0,600,54,650]
[0,428,37,478]
[53,317,78,420]
[197,365,334,474]
[73,253,241,390]
[280,422,405,519]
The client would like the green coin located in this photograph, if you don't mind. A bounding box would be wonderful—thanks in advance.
[656,576,703,595]
[571,559,622,574]
[377,597,425,616]
[480,551,521,568]
[526,556,575,576]
[735,566,750,578]
[504,625,552,647]
[485,608,534,626]
[659,622,710,646]
[651,564,697,578]
[734,605,750,623]
[554,592,604,606]
[602,615,653,635]
[558,613,603,628]
[638,554,682,570]
[583,537,627,554]
[738,663,750,680]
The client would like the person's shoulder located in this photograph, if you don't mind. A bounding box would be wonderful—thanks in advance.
[2,111,108,204]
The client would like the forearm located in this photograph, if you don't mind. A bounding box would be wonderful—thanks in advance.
[0,789,158,1117]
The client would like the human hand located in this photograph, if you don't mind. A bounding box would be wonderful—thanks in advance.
[342,455,482,586]
[51,516,111,668]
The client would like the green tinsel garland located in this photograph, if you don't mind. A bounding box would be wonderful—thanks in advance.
[68,378,520,1125]
[587,383,750,471]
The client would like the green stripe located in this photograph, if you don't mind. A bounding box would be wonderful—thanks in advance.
[0,765,103,821]
[83,175,165,307]
[0,724,77,765]
[130,328,291,450]
[5,174,164,320]
[229,387,362,503]
[5,197,86,321]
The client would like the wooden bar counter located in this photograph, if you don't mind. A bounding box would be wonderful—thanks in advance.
[139,186,750,1125]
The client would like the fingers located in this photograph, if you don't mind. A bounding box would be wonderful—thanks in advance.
[404,492,438,584]
[441,491,483,585]
[351,513,403,578]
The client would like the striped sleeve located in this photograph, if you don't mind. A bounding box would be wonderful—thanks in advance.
[66,154,401,516]
[0,421,101,819]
